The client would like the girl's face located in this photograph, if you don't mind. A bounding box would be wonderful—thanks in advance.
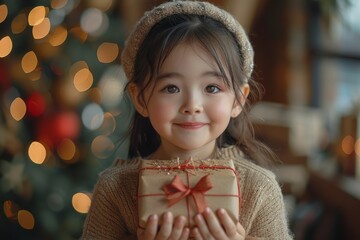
[131,42,249,159]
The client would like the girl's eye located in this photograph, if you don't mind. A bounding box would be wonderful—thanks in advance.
[161,85,179,93]
[205,85,220,94]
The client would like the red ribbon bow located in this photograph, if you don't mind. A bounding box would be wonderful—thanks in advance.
[163,175,213,213]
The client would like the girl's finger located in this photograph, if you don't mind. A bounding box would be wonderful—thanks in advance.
[156,212,173,240]
[194,211,215,240]
[179,227,190,240]
[191,227,204,240]
[168,216,186,239]
[216,208,237,237]
[202,208,227,239]
[142,214,158,240]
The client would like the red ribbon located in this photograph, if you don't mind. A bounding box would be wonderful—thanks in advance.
[163,174,213,213]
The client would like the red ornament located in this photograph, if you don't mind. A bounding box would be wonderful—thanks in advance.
[26,92,46,117]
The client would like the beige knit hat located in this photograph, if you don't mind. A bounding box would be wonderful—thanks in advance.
[121,0,254,82]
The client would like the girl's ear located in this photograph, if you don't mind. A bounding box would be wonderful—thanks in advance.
[231,84,250,118]
[128,83,149,117]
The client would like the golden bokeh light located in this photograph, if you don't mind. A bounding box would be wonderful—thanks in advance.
[57,138,76,161]
[72,193,91,214]
[28,6,46,26]
[0,4,8,23]
[73,68,93,92]
[342,135,354,155]
[0,36,13,58]
[91,135,115,159]
[28,68,42,81]
[32,17,51,39]
[28,141,47,164]
[18,210,35,230]
[51,0,68,9]
[21,51,38,73]
[48,25,68,46]
[88,0,114,12]
[97,42,119,63]
[10,97,27,121]
[70,26,88,42]
[11,13,28,34]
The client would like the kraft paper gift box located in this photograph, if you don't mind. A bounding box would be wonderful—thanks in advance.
[138,158,241,228]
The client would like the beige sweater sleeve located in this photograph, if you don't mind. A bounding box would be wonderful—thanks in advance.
[81,170,133,239]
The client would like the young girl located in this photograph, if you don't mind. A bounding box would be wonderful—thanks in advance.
[81,1,293,239]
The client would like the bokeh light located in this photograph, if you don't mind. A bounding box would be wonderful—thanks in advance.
[342,135,354,155]
[91,135,115,159]
[81,103,104,130]
[32,17,51,39]
[28,6,47,26]
[21,51,38,73]
[51,0,68,9]
[57,138,76,161]
[26,92,46,117]
[0,36,13,58]
[3,200,20,221]
[69,26,87,42]
[100,112,116,136]
[80,8,109,37]
[97,42,119,63]
[48,25,68,46]
[355,138,360,157]
[73,68,93,92]
[10,97,27,121]
[18,210,35,230]
[72,193,91,214]
[0,4,8,23]
[28,141,47,164]
[11,13,28,34]
[98,65,127,109]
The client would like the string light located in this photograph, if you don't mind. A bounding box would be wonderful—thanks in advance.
[91,135,114,159]
[48,25,68,46]
[355,139,360,157]
[11,13,28,34]
[57,138,76,161]
[17,210,35,230]
[10,97,27,121]
[21,51,38,73]
[32,17,51,39]
[81,103,104,130]
[73,68,93,92]
[51,0,68,10]
[0,4,8,23]
[97,42,119,63]
[28,141,47,164]
[0,36,12,58]
[72,193,91,214]
[28,6,47,26]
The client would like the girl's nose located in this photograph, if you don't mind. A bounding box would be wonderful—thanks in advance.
[180,95,203,114]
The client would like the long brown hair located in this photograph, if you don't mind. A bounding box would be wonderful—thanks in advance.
[125,14,276,167]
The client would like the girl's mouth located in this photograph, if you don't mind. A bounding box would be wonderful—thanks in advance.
[174,122,207,129]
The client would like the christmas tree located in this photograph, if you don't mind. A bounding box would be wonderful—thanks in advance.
[0,0,132,239]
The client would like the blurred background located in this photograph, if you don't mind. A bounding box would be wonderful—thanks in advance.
[0,0,360,239]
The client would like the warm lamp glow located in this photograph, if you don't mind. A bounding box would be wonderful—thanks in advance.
[97,42,119,63]
[73,68,93,92]
[0,36,12,58]
[48,25,68,46]
[28,141,47,164]
[28,6,46,26]
[32,17,51,39]
[355,139,360,157]
[342,135,354,155]
[21,51,38,73]
[10,97,27,121]
[11,13,27,34]
[17,210,35,230]
[72,193,91,214]
[0,4,8,23]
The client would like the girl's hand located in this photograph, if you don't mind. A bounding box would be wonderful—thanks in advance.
[191,208,245,240]
[137,212,190,240]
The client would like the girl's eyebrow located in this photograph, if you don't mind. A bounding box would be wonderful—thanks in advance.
[156,71,224,80]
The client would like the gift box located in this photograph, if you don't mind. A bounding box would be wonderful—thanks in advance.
[138,158,241,228]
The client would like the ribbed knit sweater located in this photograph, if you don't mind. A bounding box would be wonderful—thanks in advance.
[81,146,293,239]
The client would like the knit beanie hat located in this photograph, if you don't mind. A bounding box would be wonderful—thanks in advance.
[121,0,254,82]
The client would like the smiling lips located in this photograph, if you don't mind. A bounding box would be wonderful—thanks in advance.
[175,122,207,129]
